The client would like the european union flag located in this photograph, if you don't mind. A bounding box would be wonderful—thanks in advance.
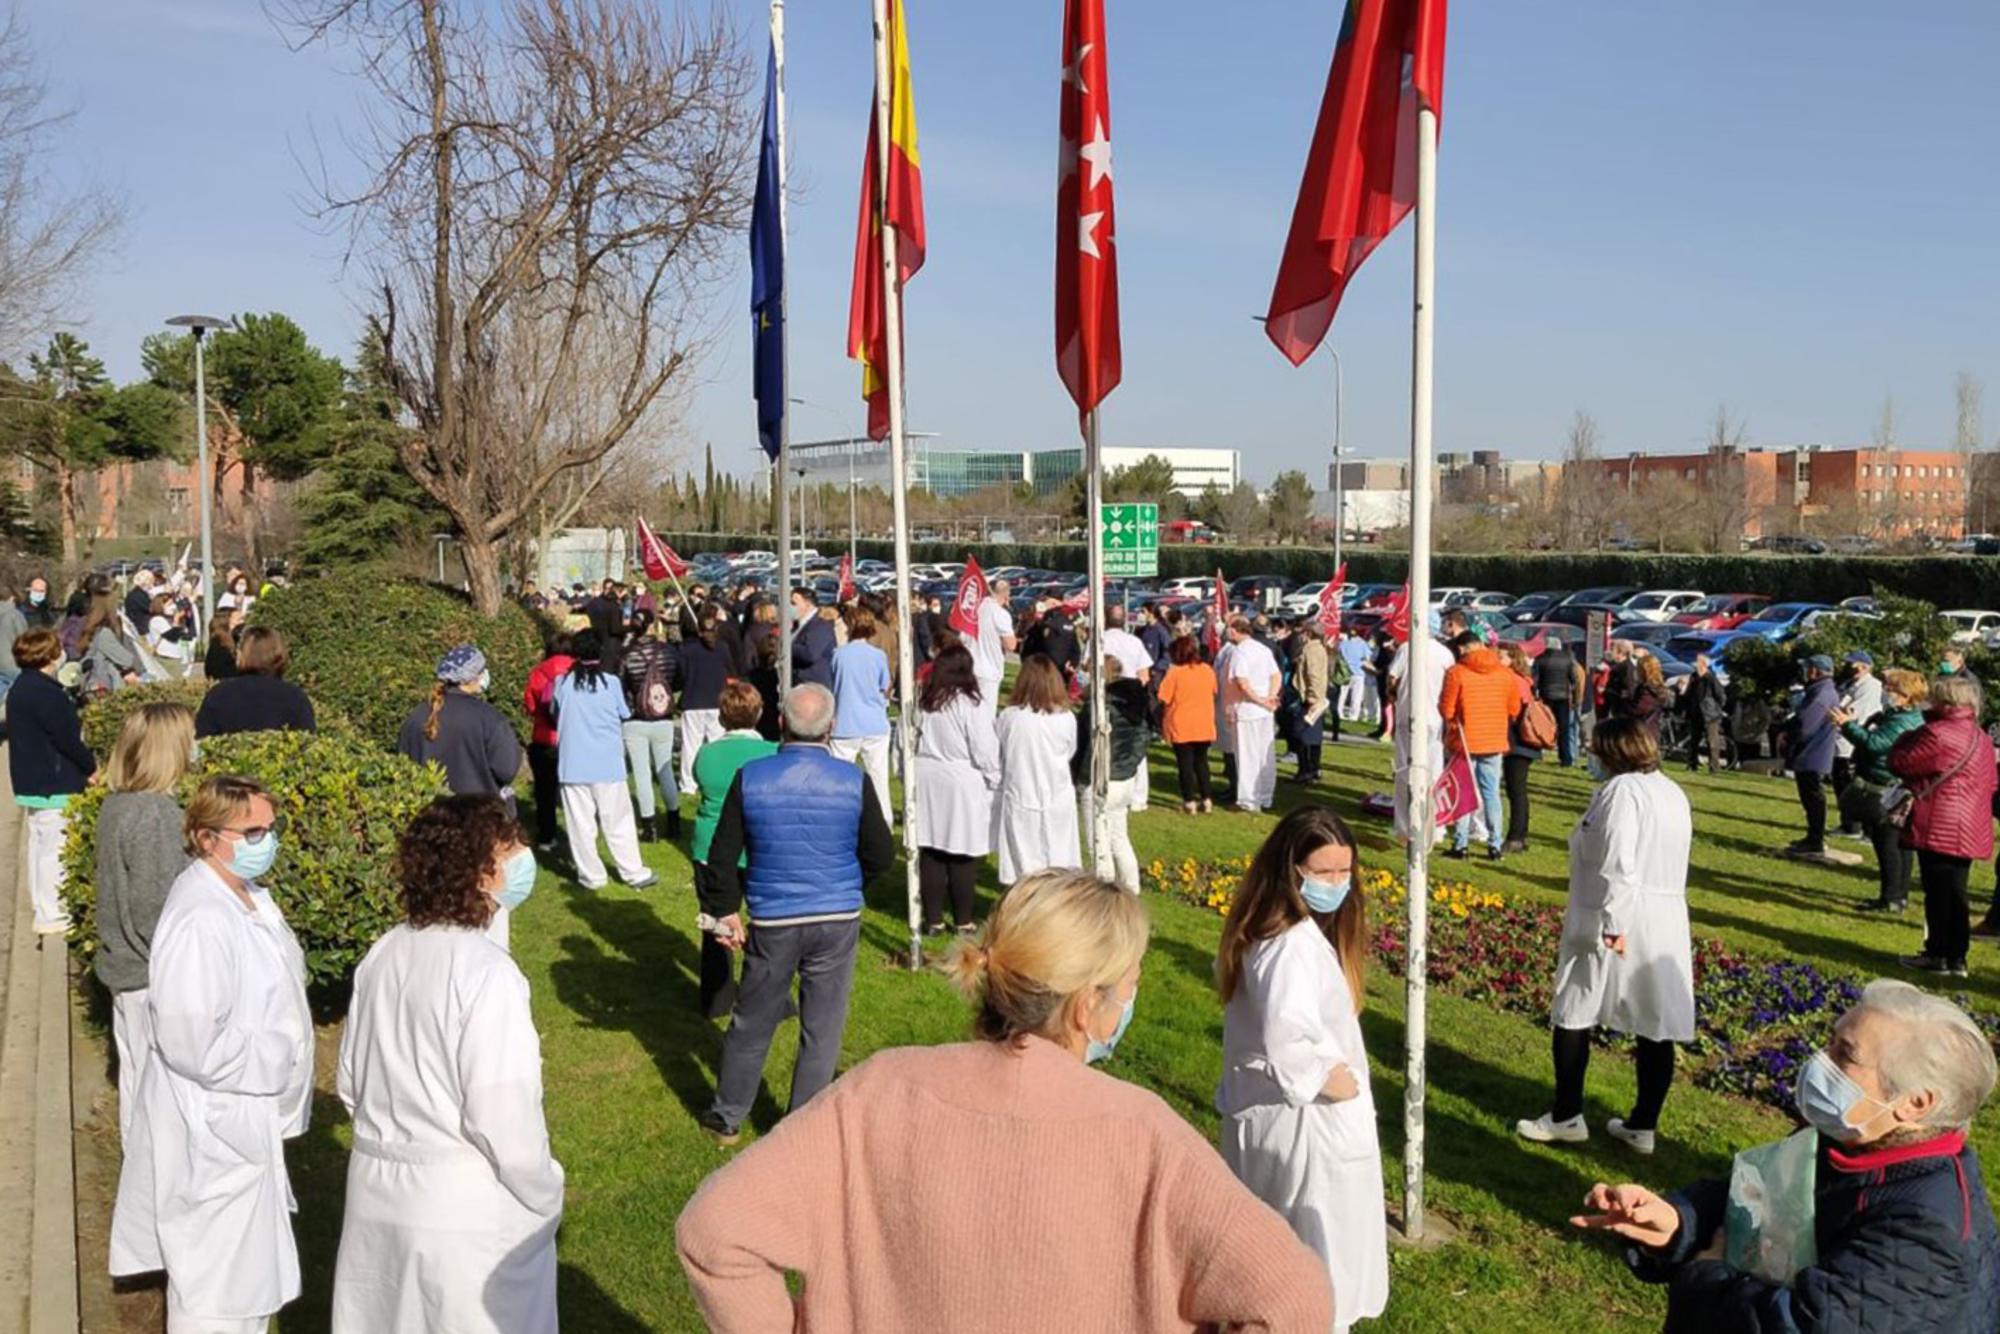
[751,40,785,461]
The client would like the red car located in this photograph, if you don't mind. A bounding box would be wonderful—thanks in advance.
[1670,593,1770,632]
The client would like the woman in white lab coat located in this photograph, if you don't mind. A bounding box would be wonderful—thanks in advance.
[994,655,1081,886]
[110,775,313,1333]
[332,795,563,1334]
[1517,716,1694,1154]
[1215,805,1386,1333]
[911,643,1002,933]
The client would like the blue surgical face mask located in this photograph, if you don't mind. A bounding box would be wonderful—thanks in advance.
[496,847,537,911]
[1300,873,1352,915]
[189,741,201,768]
[27,590,44,606]
[1086,987,1137,1065]
[1795,1050,1892,1144]
[475,669,491,693]
[226,830,279,882]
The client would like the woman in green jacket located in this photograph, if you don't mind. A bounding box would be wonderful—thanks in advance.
[690,680,778,1017]
[1837,667,1928,913]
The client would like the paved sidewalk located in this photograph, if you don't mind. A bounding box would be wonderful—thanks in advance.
[0,766,80,1334]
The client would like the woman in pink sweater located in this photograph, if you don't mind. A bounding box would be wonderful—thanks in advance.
[675,870,1334,1332]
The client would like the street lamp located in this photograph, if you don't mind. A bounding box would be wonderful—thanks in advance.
[164,313,233,628]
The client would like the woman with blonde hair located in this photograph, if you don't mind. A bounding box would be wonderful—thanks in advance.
[94,701,197,1141]
[1837,667,1927,914]
[995,654,1081,886]
[398,644,524,805]
[1216,806,1385,1332]
[111,775,313,1331]
[676,870,1333,1330]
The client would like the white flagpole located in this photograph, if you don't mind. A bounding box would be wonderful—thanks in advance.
[1086,410,1110,872]
[772,0,795,694]
[870,0,923,969]
[1402,102,1440,1243]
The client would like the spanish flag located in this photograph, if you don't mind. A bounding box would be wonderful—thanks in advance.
[847,0,926,441]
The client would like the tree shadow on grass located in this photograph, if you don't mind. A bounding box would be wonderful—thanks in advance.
[1358,1010,1739,1236]
[547,887,754,1126]
[556,1262,653,1333]
[282,1089,352,1334]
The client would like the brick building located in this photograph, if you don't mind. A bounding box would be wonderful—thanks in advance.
[1587,445,1966,542]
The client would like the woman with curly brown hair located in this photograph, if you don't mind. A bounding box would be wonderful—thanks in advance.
[331,796,563,1334]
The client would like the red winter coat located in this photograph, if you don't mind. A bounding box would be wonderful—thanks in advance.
[1890,705,1998,861]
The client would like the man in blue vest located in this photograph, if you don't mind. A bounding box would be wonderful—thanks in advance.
[698,682,894,1144]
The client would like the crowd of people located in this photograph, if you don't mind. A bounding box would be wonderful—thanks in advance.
[9,562,2000,1331]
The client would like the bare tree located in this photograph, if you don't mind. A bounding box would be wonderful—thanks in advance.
[1550,410,1615,551]
[284,0,755,613]
[1687,404,1752,552]
[1872,393,1898,449]
[0,10,120,357]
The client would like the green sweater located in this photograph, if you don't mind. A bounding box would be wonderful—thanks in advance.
[692,731,779,865]
[1840,705,1924,787]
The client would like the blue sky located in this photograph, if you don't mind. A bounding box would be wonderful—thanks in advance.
[19,0,2000,485]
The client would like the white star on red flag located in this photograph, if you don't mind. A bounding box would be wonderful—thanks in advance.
[1054,0,1120,427]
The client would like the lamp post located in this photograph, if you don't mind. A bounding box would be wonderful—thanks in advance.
[164,314,233,628]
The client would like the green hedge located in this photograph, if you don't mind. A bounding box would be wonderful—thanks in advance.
[61,726,448,998]
[80,678,212,758]
[251,567,551,749]
[657,532,2000,605]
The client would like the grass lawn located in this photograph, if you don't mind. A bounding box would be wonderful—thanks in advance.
[270,733,2000,1333]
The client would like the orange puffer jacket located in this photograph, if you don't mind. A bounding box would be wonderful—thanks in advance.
[1440,647,1523,756]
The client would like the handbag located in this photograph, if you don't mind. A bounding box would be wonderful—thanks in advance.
[1883,738,1980,829]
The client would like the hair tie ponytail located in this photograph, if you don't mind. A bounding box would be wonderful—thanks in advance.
[424,680,447,742]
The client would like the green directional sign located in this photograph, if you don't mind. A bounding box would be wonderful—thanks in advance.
[1099,502,1158,577]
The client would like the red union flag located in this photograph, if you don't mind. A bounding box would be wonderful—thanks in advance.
[1205,569,1229,656]
[1316,562,1348,638]
[949,556,987,636]
[1055,0,1120,429]
[1264,0,1449,366]
[1382,582,1413,643]
[1432,741,1480,828]
[635,518,687,581]
[837,552,856,603]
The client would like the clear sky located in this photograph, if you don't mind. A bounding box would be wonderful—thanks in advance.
[18,0,2000,486]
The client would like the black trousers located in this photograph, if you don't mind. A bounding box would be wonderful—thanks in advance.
[1548,699,1574,767]
[527,740,561,845]
[1220,750,1238,804]
[918,849,978,930]
[1552,1027,1676,1130]
[1502,755,1532,843]
[1831,757,1858,830]
[1918,849,1972,966]
[1795,772,1828,850]
[1686,717,1723,772]
[1173,742,1213,803]
[691,863,738,1018]
[1853,790,1911,907]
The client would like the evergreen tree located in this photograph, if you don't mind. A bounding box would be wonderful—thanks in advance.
[294,337,438,570]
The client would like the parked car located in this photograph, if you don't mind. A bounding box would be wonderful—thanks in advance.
[1544,602,1628,632]
[1279,581,1354,618]
[1498,621,1586,658]
[1558,585,1639,609]
[1798,606,1880,636]
[1665,630,1756,681]
[1736,602,1831,641]
[1944,610,2000,645]
[1505,590,1571,624]
[1351,583,1403,610]
[1611,622,1685,652]
[1161,576,1213,598]
[1428,586,1478,607]
[1617,590,1706,623]
[1230,575,1296,608]
[1463,591,1515,612]
[1838,596,1882,616]
[1751,534,1827,555]
[1670,593,1770,632]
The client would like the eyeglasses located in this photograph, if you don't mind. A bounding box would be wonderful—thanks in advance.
[209,813,288,842]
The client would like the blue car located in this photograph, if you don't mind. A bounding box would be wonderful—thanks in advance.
[1735,602,1832,641]
[1664,630,1757,686]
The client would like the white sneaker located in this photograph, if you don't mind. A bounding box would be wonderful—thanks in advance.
[1515,1113,1589,1144]
[1606,1118,1656,1155]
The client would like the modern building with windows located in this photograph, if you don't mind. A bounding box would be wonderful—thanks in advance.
[1027,446,1240,498]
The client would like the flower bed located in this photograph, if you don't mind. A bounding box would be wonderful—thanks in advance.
[1145,856,2000,1117]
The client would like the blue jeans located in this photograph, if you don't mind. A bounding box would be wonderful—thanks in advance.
[621,718,676,819]
[1453,753,1504,852]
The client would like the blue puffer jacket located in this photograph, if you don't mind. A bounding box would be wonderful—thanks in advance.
[1629,1131,1999,1333]
[740,745,865,921]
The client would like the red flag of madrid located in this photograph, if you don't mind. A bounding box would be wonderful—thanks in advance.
[1316,563,1347,638]
[1055,0,1120,430]
[949,556,987,636]
[1264,0,1447,365]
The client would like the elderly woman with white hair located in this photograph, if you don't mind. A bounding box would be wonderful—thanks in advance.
[1573,979,2000,1331]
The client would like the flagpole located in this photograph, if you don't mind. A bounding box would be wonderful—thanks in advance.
[871,0,923,970]
[1085,409,1111,872]
[773,0,795,695]
[1402,102,1439,1244]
